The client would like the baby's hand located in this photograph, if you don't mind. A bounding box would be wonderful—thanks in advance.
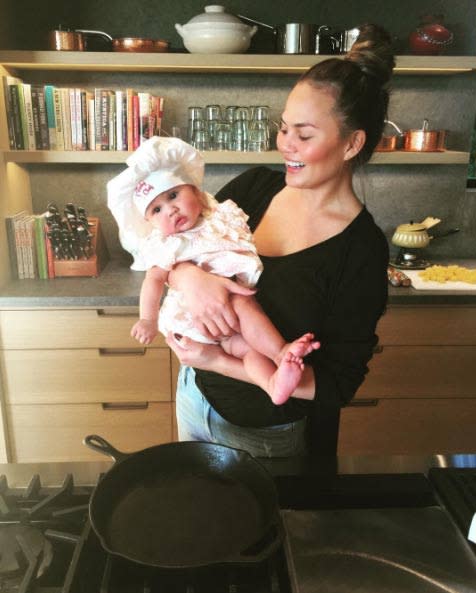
[131,319,158,345]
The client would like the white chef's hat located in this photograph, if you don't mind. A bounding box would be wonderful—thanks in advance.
[131,137,205,217]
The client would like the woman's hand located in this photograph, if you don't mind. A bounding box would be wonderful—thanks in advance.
[165,332,224,370]
[168,263,256,340]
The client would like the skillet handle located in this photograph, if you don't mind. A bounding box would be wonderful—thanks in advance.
[230,520,285,564]
[83,434,128,463]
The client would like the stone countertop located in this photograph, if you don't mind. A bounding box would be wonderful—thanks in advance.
[1,259,476,308]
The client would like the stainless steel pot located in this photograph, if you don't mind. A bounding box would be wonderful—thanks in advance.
[238,15,317,54]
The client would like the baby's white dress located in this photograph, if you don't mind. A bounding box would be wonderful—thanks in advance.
[139,193,263,343]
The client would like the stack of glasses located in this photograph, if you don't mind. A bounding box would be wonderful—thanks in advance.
[187,105,271,151]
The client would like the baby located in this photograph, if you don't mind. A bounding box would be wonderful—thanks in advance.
[107,137,319,405]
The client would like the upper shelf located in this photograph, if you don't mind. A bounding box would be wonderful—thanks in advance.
[1,51,476,75]
[2,150,470,165]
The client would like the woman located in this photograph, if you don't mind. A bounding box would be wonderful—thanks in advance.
[166,24,394,457]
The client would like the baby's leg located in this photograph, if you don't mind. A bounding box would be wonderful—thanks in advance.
[231,294,319,364]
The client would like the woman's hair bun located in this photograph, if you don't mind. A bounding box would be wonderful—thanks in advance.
[346,24,396,87]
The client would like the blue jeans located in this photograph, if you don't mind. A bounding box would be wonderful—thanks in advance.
[175,366,308,458]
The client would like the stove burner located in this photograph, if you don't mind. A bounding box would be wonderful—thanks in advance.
[390,248,430,270]
[0,525,53,578]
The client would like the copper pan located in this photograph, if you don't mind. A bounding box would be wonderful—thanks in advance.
[403,119,447,152]
[375,120,404,152]
[112,37,170,52]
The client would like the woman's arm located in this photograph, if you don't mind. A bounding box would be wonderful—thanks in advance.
[167,262,256,340]
[131,266,168,345]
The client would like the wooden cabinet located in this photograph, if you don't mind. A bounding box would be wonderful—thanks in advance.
[338,305,476,455]
[0,308,176,462]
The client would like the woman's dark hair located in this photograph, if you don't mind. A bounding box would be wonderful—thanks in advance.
[298,24,395,166]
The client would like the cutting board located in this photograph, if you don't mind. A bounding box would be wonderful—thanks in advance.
[405,269,476,291]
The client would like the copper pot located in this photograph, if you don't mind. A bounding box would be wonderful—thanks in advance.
[48,29,85,51]
[375,120,404,152]
[403,119,447,152]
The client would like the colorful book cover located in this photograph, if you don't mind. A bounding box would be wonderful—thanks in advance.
[7,80,24,149]
[80,90,88,150]
[108,90,116,150]
[95,89,110,150]
[2,76,20,149]
[44,85,57,150]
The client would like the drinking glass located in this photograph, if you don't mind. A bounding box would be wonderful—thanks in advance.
[192,129,211,151]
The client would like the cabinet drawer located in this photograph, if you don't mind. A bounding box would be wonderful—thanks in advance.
[358,345,476,398]
[2,348,171,404]
[0,309,166,349]
[338,398,476,455]
[7,402,174,462]
[377,306,476,345]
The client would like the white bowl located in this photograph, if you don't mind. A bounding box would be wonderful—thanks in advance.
[175,5,257,54]
[176,25,256,53]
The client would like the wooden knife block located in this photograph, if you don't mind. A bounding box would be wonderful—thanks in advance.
[53,217,110,277]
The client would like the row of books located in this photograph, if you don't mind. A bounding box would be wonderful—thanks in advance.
[2,77,165,151]
[5,212,54,279]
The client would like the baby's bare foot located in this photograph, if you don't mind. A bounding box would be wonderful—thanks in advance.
[276,333,320,365]
[269,352,304,406]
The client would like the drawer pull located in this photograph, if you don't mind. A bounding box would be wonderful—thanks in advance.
[102,402,149,410]
[99,348,146,357]
[96,309,137,318]
[347,398,379,408]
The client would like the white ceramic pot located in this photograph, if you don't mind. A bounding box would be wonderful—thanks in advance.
[175,5,257,54]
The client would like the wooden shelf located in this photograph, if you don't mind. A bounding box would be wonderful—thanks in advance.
[2,149,470,165]
[1,51,475,75]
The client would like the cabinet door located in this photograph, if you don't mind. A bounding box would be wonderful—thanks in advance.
[7,402,173,462]
[377,306,476,345]
[0,309,167,349]
[1,348,172,404]
[338,398,476,455]
[357,345,476,398]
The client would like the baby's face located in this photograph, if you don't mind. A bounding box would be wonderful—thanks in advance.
[145,184,204,236]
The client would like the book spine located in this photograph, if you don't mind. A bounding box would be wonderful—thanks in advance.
[108,90,116,150]
[26,216,37,279]
[35,86,50,150]
[126,88,136,151]
[115,90,123,151]
[87,92,95,150]
[5,216,19,279]
[95,89,110,150]
[9,84,24,149]
[53,88,65,150]
[121,92,128,150]
[22,83,36,150]
[44,85,57,150]
[157,96,164,135]
[69,87,78,150]
[3,77,17,149]
[34,215,48,279]
[132,94,139,150]
[80,90,88,150]
[60,88,72,150]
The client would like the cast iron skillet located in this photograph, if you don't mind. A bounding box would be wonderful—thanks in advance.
[84,435,283,570]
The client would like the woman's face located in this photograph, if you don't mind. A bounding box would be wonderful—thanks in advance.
[145,184,203,237]
[277,81,357,189]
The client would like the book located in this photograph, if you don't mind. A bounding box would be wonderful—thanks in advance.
[31,85,50,150]
[53,87,65,150]
[12,211,29,279]
[33,214,48,279]
[138,92,151,145]
[86,91,95,151]
[132,93,140,150]
[108,90,116,150]
[22,83,36,150]
[115,90,124,151]
[69,87,78,150]
[5,214,19,278]
[2,76,22,149]
[80,89,88,150]
[95,88,110,150]
[126,88,137,150]
[44,85,57,150]
[60,87,72,150]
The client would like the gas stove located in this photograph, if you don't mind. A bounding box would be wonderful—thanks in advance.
[1,460,476,593]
